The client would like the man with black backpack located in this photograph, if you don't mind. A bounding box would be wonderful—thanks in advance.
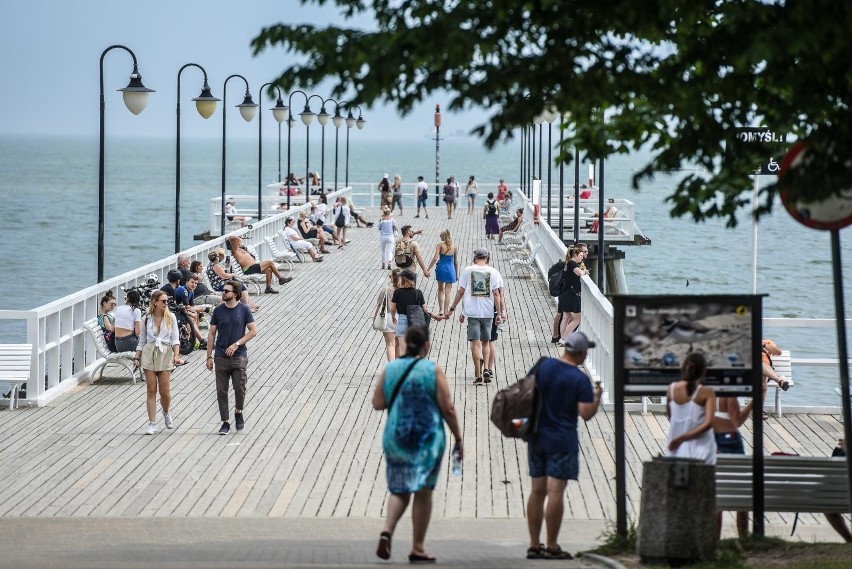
[394,225,430,275]
[524,331,602,560]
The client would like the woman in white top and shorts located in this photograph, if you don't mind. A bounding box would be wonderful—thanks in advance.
[377,206,398,269]
[134,290,181,435]
[113,290,143,353]
[465,175,478,214]
[666,353,716,464]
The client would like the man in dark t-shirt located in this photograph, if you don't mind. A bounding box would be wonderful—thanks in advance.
[525,331,602,560]
[206,280,257,436]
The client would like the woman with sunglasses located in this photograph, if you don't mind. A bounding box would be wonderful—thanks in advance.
[134,290,181,435]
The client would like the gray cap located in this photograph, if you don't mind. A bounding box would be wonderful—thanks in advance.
[473,248,490,259]
[564,331,596,352]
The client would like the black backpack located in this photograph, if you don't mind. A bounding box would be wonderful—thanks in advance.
[487,200,497,215]
[548,261,567,297]
[490,357,548,440]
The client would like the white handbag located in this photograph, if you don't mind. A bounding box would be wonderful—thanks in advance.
[372,289,389,331]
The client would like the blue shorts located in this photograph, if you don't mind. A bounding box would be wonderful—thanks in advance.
[395,314,409,337]
[466,317,492,341]
[715,431,745,455]
[417,196,428,207]
[528,444,579,480]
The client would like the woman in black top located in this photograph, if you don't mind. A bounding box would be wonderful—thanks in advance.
[390,270,439,358]
[557,244,589,344]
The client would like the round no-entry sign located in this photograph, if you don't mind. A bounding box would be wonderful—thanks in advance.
[779,142,852,231]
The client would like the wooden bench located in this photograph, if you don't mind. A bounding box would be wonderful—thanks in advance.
[0,344,32,409]
[716,455,850,518]
[767,350,794,417]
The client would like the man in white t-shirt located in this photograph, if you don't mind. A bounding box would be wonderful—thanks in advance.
[414,176,430,219]
[447,248,505,385]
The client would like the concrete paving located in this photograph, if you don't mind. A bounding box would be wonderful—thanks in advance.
[0,518,612,568]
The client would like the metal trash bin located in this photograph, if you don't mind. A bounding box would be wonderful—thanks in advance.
[637,456,717,565]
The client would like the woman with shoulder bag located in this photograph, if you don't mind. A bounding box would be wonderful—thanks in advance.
[135,290,182,435]
[333,197,351,249]
[442,177,455,220]
[374,269,401,361]
[372,326,463,564]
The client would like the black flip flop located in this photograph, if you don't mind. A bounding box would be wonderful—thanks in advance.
[376,531,391,560]
[408,552,436,564]
[543,545,573,560]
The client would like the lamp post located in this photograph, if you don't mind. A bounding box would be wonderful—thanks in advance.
[98,45,154,283]
[434,104,442,207]
[257,82,286,222]
[344,104,365,188]
[285,90,309,209]
[220,75,258,236]
[541,101,558,226]
[316,98,337,194]
[331,101,348,192]
[303,95,323,197]
[176,63,218,253]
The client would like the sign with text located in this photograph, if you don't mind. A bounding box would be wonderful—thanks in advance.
[727,127,789,175]
[613,294,763,396]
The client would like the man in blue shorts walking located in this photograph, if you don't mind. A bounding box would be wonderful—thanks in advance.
[525,331,602,560]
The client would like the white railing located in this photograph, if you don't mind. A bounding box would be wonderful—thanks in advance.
[513,190,852,412]
[0,189,351,407]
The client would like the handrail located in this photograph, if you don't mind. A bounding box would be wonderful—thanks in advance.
[0,188,351,407]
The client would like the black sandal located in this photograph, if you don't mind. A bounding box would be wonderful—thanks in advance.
[526,544,544,559]
[543,545,573,560]
[408,552,436,564]
[376,531,391,560]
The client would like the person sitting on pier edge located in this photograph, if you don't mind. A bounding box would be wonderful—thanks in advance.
[498,208,524,243]
[228,236,294,293]
[175,274,208,350]
[283,217,324,262]
[298,210,331,254]
[189,260,221,307]
[309,171,321,188]
[224,198,248,227]
[205,249,258,312]
[395,225,429,276]
[286,172,304,186]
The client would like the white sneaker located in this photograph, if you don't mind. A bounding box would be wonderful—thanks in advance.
[164,412,174,429]
[145,421,157,435]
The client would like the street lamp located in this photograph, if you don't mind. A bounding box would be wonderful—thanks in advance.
[317,97,338,194]
[541,100,558,226]
[344,104,364,187]
[285,90,309,209]
[331,100,349,192]
[98,45,154,283]
[176,63,218,253]
[220,75,258,236]
[272,95,289,187]
[257,82,285,221]
[302,95,322,198]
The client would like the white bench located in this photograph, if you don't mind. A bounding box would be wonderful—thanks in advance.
[0,344,32,409]
[716,455,850,534]
[83,320,142,384]
[767,350,794,417]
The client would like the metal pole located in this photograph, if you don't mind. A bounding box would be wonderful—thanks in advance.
[597,159,605,292]
[221,86,228,237]
[435,104,441,207]
[305,123,310,200]
[528,126,533,197]
[286,114,292,209]
[558,118,564,242]
[538,122,543,180]
[519,128,524,196]
[258,83,274,222]
[345,125,351,187]
[320,123,325,193]
[334,123,340,191]
[573,148,580,244]
[832,230,852,519]
[547,121,552,226]
[278,121,282,184]
[751,174,759,293]
[176,68,183,253]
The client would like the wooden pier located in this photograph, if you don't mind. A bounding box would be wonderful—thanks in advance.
[0,207,846,542]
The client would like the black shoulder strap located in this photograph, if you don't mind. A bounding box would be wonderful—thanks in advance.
[388,358,421,409]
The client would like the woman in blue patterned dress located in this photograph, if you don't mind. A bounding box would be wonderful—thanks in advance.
[372,326,463,563]
[425,229,459,317]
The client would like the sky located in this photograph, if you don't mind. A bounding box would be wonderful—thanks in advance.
[0,0,491,140]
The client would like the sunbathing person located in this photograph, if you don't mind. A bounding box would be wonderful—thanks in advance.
[283,217,324,262]
[205,249,259,311]
[298,211,332,254]
[498,208,524,242]
[228,235,293,294]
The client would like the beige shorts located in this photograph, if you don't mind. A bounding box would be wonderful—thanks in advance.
[141,343,175,372]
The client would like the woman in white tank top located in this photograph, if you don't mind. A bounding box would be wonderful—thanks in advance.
[666,353,717,465]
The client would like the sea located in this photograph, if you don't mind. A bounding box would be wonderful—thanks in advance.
[1,134,850,405]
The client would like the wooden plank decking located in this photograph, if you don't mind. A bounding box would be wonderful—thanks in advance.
[0,206,846,536]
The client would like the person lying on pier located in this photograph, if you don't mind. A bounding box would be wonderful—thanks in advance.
[498,208,524,242]
[298,210,332,254]
[228,235,294,293]
[287,172,304,186]
[224,199,248,227]
[163,270,206,348]
[283,217,324,262]
[205,250,259,312]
